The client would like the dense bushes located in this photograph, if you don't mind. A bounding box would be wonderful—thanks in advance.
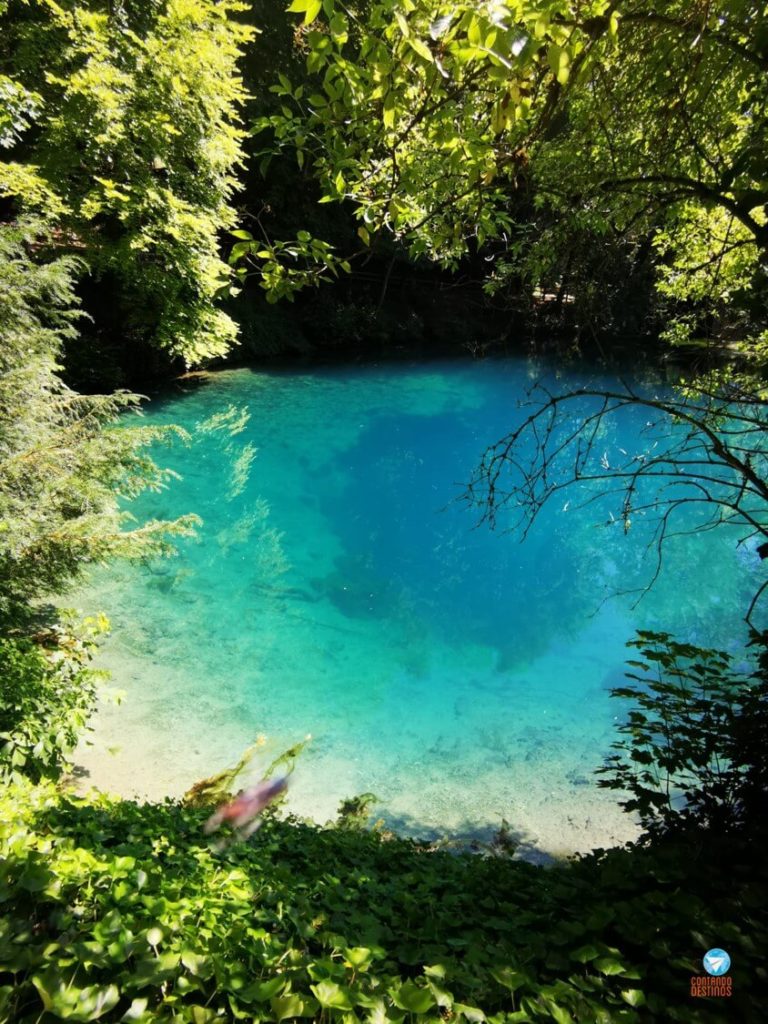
[0,620,103,784]
[0,221,197,619]
[1,778,766,1024]
[1,0,252,368]
[0,220,200,800]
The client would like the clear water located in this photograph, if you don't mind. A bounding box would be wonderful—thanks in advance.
[73,358,757,858]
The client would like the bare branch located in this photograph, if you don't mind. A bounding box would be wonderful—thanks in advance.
[464,381,768,622]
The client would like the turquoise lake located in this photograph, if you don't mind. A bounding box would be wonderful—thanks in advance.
[74,358,757,858]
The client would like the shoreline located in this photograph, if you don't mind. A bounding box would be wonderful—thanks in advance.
[74,688,640,865]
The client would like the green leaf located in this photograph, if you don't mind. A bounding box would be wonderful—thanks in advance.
[288,0,321,25]
[229,241,253,263]
[547,43,570,85]
[382,93,395,130]
[120,998,148,1022]
[329,14,348,43]
[547,1004,574,1024]
[344,946,373,969]
[32,972,120,1022]
[490,966,527,990]
[181,950,212,978]
[570,944,600,963]
[19,864,52,892]
[408,38,433,63]
[424,964,446,979]
[243,977,286,1002]
[454,1004,486,1022]
[621,989,646,1007]
[426,979,453,1009]
[304,0,322,26]
[311,981,355,1010]
[594,957,627,976]
[392,981,435,1015]
[272,993,318,1020]
[188,1008,218,1024]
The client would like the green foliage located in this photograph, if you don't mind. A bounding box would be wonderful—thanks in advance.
[255,0,557,262]
[0,218,201,791]
[523,2,768,344]
[0,74,40,149]
[1,779,766,1023]
[1,0,254,364]
[228,228,351,304]
[258,0,767,351]
[335,792,378,830]
[598,631,768,839]
[0,221,198,615]
[0,616,106,784]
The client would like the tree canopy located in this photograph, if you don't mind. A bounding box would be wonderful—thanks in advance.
[0,221,196,620]
[1,0,252,364]
[253,0,767,346]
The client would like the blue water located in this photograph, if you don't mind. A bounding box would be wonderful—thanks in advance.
[74,359,757,856]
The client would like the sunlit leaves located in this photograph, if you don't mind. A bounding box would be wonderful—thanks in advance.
[408,37,434,62]
[546,43,570,84]
[654,204,760,304]
[287,0,322,26]
[0,77,41,148]
[227,229,350,303]
[254,0,612,266]
[2,771,767,1022]
[256,0,766,363]
[1,0,254,364]
[0,220,198,797]
[32,972,119,1021]
[521,0,768,339]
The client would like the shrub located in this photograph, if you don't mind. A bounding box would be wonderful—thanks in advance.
[1,778,767,1023]
[0,616,106,784]
[597,630,768,839]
